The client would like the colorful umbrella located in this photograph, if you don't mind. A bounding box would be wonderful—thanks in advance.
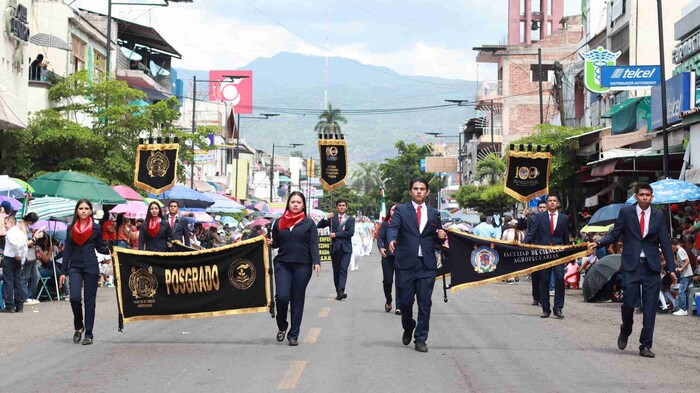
[588,204,627,226]
[253,202,269,213]
[219,216,238,226]
[309,208,327,218]
[143,198,164,207]
[150,185,214,210]
[29,171,126,204]
[246,217,271,228]
[625,179,700,204]
[0,196,22,211]
[27,196,77,220]
[112,185,143,201]
[184,211,215,223]
[30,220,68,241]
[11,178,34,193]
[0,175,25,198]
[579,224,614,233]
[203,192,245,213]
[110,200,148,220]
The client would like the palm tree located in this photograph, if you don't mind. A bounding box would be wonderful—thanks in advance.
[475,152,505,185]
[314,103,347,136]
[350,162,381,195]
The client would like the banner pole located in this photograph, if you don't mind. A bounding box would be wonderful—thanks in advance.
[441,249,448,303]
[268,233,276,318]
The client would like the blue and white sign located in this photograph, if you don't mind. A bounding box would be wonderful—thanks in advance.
[600,65,661,89]
[651,72,696,130]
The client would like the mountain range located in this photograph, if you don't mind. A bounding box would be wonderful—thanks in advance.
[177,52,477,164]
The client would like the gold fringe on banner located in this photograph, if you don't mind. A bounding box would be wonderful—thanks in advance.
[317,139,348,192]
[133,143,180,195]
[503,150,552,203]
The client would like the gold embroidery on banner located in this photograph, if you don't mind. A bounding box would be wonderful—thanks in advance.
[228,259,256,290]
[128,266,158,299]
[146,150,170,178]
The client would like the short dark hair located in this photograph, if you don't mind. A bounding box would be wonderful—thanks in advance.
[168,200,179,207]
[409,177,429,190]
[335,198,348,206]
[537,201,547,207]
[22,212,39,224]
[546,194,560,202]
[480,215,487,223]
[671,238,680,246]
[634,182,653,195]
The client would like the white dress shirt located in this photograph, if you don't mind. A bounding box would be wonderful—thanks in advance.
[412,201,427,256]
[4,225,28,264]
[636,204,650,258]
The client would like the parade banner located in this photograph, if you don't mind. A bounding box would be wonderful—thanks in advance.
[503,149,552,202]
[134,143,179,195]
[318,234,332,263]
[446,230,589,292]
[113,236,270,330]
[318,139,348,192]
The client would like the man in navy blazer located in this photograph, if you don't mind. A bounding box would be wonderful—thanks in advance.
[523,195,570,319]
[591,183,677,358]
[165,200,190,248]
[317,199,355,300]
[388,178,446,353]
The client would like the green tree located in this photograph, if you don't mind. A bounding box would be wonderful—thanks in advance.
[379,141,436,203]
[318,185,361,213]
[475,152,505,185]
[350,162,381,195]
[454,183,517,214]
[314,103,347,135]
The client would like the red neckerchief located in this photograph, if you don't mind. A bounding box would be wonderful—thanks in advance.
[72,218,93,246]
[147,216,161,238]
[278,210,306,231]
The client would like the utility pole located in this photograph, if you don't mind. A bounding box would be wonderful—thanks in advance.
[656,0,670,179]
[190,75,196,189]
[538,48,544,125]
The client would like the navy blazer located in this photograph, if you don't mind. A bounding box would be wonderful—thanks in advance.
[387,202,444,270]
[138,219,173,252]
[62,223,110,274]
[598,204,675,273]
[317,214,355,254]
[166,214,190,246]
[376,220,394,257]
[272,217,321,266]
[523,210,570,246]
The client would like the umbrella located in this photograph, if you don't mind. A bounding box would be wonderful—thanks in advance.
[582,254,621,301]
[203,192,245,213]
[11,178,34,193]
[110,200,148,220]
[188,180,216,193]
[0,175,25,198]
[184,211,215,223]
[219,216,238,226]
[29,171,126,204]
[461,213,481,225]
[143,198,164,207]
[309,208,327,218]
[150,185,214,210]
[588,203,627,226]
[112,185,143,201]
[253,202,270,213]
[30,220,68,241]
[246,217,270,228]
[625,179,700,204]
[27,196,77,220]
[207,181,226,193]
[29,33,71,51]
[579,224,614,233]
[0,196,22,211]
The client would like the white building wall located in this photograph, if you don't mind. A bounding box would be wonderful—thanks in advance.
[0,0,31,130]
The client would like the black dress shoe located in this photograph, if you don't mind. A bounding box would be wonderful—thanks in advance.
[14,308,23,313]
[402,325,414,346]
[288,339,298,346]
[414,340,428,353]
[395,309,402,316]
[385,303,392,313]
[553,309,564,319]
[639,347,655,358]
[82,337,93,345]
[341,292,347,299]
[617,325,629,350]
[73,329,84,343]
[276,330,286,342]
[0,308,14,313]
[532,300,540,306]
[540,311,551,318]
[336,291,345,300]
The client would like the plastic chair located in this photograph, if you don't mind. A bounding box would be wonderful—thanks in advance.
[37,276,53,301]
[688,286,700,316]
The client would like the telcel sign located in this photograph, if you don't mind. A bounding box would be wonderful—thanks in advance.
[600,65,661,89]
[651,72,695,130]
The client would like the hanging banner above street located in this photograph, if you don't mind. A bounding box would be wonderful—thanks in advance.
[134,143,179,195]
[580,46,621,94]
[503,148,552,203]
[318,138,348,192]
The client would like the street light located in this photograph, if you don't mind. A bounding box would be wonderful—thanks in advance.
[270,143,303,203]
[232,112,279,200]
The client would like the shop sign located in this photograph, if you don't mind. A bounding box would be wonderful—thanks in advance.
[600,65,661,89]
[651,72,695,130]
[673,29,700,65]
[4,2,30,42]
[580,47,621,94]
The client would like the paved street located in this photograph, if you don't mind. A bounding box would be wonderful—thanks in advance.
[1,248,699,392]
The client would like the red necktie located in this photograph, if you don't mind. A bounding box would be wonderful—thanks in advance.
[639,211,645,237]
[417,205,422,231]
[170,216,175,228]
[549,213,555,235]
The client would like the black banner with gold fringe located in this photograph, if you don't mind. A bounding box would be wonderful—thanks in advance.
[318,139,348,192]
[134,143,179,195]
[113,236,270,330]
[446,230,589,292]
[503,149,551,203]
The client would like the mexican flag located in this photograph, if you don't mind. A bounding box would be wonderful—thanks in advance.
[19,191,31,218]
[379,187,386,221]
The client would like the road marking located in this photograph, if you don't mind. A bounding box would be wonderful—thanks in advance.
[318,307,331,318]
[303,328,321,344]
[278,361,308,390]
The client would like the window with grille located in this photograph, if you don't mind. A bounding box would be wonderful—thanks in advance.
[94,50,106,81]
[72,35,86,73]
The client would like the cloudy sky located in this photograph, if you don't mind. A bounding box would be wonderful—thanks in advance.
[74,0,582,81]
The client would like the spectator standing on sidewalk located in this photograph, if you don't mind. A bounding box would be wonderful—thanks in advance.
[671,239,693,316]
[2,214,41,312]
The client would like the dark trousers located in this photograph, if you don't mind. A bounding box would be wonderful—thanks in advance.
[275,262,312,341]
[2,257,25,310]
[620,260,660,350]
[539,263,565,312]
[381,256,397,305]
[531,270,541,303]
[396,260,436,342]
[69,265,99,338]
[331,250,351,293]
[23,261,40,300]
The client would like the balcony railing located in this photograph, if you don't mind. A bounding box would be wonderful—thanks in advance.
[28,68,62,85]
[477,80,503,101]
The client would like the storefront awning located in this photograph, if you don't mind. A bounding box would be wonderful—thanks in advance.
[133,86,171,102]
[602,97,646,118]
[590,159,619,177]
[585,182,619,207]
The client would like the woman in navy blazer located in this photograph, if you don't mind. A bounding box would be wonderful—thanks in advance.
[377,203,399,314]
[269,191,321,346]
[138,202,172,252]
[58,199,110,345]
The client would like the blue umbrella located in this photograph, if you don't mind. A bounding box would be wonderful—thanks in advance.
[220,216,238,226]
[625,179,700,204]
[588,203,627,226]
[149,185,215,210]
